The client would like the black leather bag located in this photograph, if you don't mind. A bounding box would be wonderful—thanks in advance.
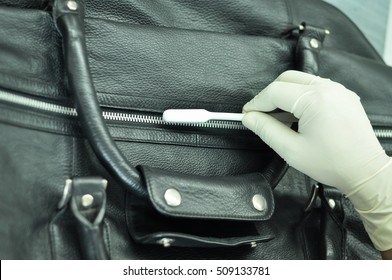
[1,0,391,259]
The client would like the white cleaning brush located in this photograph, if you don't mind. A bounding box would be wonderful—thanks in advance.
[163,109,297,123]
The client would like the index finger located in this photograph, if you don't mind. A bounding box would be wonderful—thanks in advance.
[243,81,316,116]
[276,70,330,85]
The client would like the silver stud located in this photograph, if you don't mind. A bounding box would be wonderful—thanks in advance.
[298,24,305,31]
[310,38,319,49]
[252,194,267,212]
[81,194,94,207]
[164,188,182,207]
[67,0,78,11]
[328,198,336,209]
[102,179,108,190]
[250,242,257,248]
[325,29,331,35]
[159,238,174,248]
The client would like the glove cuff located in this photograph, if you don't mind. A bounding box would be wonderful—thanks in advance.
[352,161,392,251]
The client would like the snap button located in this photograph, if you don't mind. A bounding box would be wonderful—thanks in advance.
[252,194,267,211]
[159,238,174,248]
[328,198,336,209]
[310,38,319,49]
[67,0,78,10]
[164,188,182,207]
[81,194,94,208]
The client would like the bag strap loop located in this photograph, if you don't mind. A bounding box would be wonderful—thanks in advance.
[53,0,146,198]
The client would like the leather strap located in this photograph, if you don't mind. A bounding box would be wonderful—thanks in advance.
[70,177,109,260]
[319,185,347,259]
[295,23,328,75]
[53,0,146,198]
[299,183,347,259]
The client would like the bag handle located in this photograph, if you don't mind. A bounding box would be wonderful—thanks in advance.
[53,0,287,196]
[54,0,146,198]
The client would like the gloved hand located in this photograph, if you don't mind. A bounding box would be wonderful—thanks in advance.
[242,70,392,251]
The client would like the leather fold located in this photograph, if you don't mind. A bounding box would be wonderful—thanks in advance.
[295,23,327,75]
[141,166,274,221]
[125,166,276,248]
[70,177,109,260]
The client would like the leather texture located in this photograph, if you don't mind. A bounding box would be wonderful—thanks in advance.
[0,0,390,259]
[54,0,145,198]
[125,166,276,248]
[294,24,327,75]
[69,177,109,260]
[319,185,346,260]
[140,166,274,221]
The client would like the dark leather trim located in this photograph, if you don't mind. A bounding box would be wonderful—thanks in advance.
[53,0,146,198]
[295,23,327,75]
[69,177,109,260]
[140,166,274,221]
[319,185,347,260]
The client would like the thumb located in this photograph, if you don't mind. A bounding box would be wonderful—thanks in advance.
[242,112,299,160]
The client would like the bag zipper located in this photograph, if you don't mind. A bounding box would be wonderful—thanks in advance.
[1,89,392,138]
[0,89,245,130]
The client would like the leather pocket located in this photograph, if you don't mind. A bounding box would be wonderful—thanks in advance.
[126,166,275,247]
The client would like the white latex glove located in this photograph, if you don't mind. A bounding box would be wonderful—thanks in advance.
[242,70,392,251]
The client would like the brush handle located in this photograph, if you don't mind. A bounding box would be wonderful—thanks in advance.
[163,109,297,123]
[163,109,243,123]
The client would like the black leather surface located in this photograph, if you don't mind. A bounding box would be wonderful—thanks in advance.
[286,0,383,61]
[319,186,346,260]
[140,166,274,221]
[125,166,276,248]
[295,24,326,75]
[0,1,390,118]
[54,0,145,198]
[0,0,49,9]
[319,49,392,123]
[0,0,390,259]
[85,18,295,113]
[84,0,291,37]
[0,122,72,259]
[0,6,65,100]
[1,120,381,259]
[69,177,109,259]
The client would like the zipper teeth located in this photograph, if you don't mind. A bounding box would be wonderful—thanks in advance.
[374,129,392,139]
[0,90,78,116]
[103,111,245,129]
[0,90,246,130]
[1,90,392,135]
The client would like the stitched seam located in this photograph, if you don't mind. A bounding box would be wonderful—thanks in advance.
[48,218,58,259]
[103,221,111,259]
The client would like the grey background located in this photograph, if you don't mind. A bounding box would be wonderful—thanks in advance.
[324,0,390,58]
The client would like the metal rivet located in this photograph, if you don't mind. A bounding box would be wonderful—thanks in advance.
[328,198,336,209]
[310,38,319,49]
[102,179,108,190]
[67,0,78,11]
[250,242,257,248]
[159,238,174,248]
[325,29,331,35]
[252,194,266,212]
[298,24,305,31]
[164,188,182,207]
[81,194,94,207]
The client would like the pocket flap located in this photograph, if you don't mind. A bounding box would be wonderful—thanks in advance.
[139,166,274,221]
